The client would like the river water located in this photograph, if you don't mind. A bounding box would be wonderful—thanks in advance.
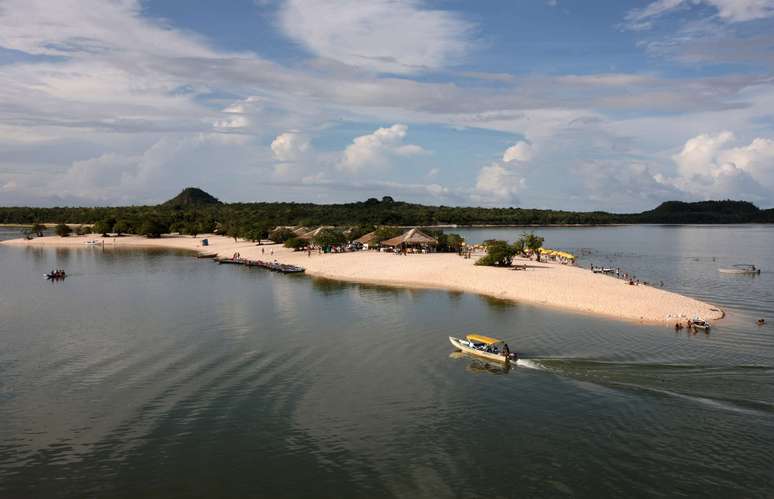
[1,226,772,498]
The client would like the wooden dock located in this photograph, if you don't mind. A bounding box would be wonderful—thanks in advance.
[215,257,305,274]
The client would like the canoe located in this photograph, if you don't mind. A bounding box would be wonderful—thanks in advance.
[449,335,516,364]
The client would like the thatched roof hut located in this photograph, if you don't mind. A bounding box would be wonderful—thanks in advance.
[354,231,378,245]
[381,228,438,247]
[292,226,310,236]
[298,226,334,241]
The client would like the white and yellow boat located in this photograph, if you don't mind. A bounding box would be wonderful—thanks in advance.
[449,334,518,364]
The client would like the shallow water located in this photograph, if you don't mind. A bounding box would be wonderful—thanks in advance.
[1,226,773,498]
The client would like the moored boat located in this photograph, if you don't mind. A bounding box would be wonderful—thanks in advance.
[688,318,710,331]
[449,334,518,364]
[718,264,760,274]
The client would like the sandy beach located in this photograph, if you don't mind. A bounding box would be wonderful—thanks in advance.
[2,234,725,325]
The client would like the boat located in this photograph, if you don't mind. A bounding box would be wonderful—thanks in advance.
[718,264,761,274]
[196,252,218,259]
[688,318,710,331]
[44,271,66,279]
[448,334,518,364]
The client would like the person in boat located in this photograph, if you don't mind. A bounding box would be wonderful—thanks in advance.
[758,319,766,326]
[503,343,510,358]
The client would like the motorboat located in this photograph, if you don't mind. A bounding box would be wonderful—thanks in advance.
[718,264,760,274]
[688,318,710,331]
[44,271,66,279]
[449,334,518,364]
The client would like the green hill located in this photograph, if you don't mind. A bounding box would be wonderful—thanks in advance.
[162,187,221,208]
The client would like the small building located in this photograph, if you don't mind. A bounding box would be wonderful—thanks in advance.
[298,226,335,241]
[381,228,438,250]
[354,231,378,246]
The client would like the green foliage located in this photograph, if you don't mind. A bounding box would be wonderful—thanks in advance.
[284,237,307,250]
[113,220,130,236]
[512,238,525,255]
[312,228,347,248]
[1,192,771,230]
[94,218,115,236]
[54,223,72,237]
[139,218,166,238]
[269,228,296,243]
[76,225,91,236]
[521,232,545,261]
[476,240,516,266]
[372,226,402,243]
[30,223,45,237]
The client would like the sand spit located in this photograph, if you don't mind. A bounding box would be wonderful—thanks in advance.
[3,234,725,325]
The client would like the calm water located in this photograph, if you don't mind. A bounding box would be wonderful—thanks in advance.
[1,226,773,498]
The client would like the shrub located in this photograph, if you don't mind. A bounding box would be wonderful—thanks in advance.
[475,240,515,266]
[54,223,72,237]
[284,237,307,250]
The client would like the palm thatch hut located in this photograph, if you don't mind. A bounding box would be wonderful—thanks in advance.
[292,226,310,236]
[354,231,378,245]
[298,226,335,241]
[381,228,438,249]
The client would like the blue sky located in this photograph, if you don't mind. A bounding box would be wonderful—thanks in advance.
[1,0,774,210]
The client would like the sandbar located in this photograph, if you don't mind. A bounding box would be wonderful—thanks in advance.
[2,234,725,325]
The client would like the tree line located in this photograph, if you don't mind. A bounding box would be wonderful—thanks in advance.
[2,195,773,231]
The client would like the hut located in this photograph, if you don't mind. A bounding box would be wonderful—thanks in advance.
[381,228,438,252]
[292,226,310,236]
[354,231,378,246]
[298,226,334,241]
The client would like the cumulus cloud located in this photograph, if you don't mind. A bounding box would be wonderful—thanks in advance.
[471,163,525,205]
[277,0,473,74]
[502,141,534,163]
[668,131,774,200]
[271,132,310,162]
[339,124,426,173]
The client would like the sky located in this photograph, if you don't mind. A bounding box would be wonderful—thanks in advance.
[1,0,774,211]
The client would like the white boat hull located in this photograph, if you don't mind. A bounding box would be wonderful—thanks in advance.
[718,268,760,274]
[449,336,511,364]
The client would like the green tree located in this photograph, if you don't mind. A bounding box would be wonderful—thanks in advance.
[139,218,166,238]
[185,222,201,238]
[269,228,295,243]
[512,238,525,256]
[54,223,72,237]
[113,220,130,236]
[284,237,307,250]
[30,223,45,237]
[94,218,114,236]
[372,226,401,244]
[313,229,347,248]
[475,240,516,266]
[522,232,545,262]
[76,224,91,236]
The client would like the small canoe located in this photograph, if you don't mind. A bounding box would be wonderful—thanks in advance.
[449,335,517,364]
[688,318,710,331]
[197,252,218,259]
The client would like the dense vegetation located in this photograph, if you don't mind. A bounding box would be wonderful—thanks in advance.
[476,232,545,267]
[1,190,773,237]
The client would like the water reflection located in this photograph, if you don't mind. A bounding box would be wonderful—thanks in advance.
[449,352,512,375]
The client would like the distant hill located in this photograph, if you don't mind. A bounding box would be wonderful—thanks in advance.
[162,187,221,208]
[633,200,762,224]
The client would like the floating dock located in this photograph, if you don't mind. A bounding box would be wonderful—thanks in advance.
[215,257,305,274]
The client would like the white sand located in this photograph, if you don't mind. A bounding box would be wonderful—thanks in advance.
[3,234,724,325]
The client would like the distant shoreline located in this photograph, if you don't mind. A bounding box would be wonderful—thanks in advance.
[2,233,725,326]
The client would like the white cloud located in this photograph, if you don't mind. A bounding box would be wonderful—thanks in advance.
[277,0,473,74]
[271,132,310,162]
[471,163,525,205]
[625,0,774,28]
[502,141,534,163]
[668,131,774,199]
[339,124,426,173]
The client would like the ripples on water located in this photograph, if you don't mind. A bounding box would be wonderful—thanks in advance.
[1,226,773,498]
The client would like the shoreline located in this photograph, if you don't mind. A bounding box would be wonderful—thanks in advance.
[1,234,725,326]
